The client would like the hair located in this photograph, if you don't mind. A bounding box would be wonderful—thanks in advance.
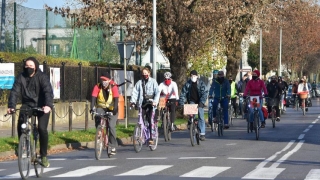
[142,67,151,74]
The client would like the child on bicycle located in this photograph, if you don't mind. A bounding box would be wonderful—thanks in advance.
[243,70,268,128]
[209,71,231,129]
[179,70,208,141]
[266,75,281,122]
[90,71,119,155]
[130,67,160,145]
[158,72,179,131]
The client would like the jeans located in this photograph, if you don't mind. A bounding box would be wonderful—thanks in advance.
[249,99,265,123]
[95,108,118,148]
[211,98,229,125]
[190,101,205,135]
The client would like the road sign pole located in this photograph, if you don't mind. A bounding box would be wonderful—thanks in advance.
[124,43,127,129]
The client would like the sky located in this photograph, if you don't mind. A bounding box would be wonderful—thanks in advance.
[21,0,66,9]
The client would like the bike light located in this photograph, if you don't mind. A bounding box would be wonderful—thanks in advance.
[21,123,27,129]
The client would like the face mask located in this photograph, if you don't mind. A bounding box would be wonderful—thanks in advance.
[217,77,224,83]
[252,76,258,80]
[271,80,276,83]
[191,76,197,82]
[143,75,149,79]
[248,76,252,80]
[24,67,35,77]
[229,80,232,84]
[164,79,171,86]
[102,81,109,87]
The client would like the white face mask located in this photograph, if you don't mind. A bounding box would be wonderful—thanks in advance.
[191,76,197,82]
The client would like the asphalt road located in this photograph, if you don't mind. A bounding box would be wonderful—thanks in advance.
[0,99,320,180]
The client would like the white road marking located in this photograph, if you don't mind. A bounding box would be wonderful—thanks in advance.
[127,157,167,160]
[312,119,318,124]
[228,157,265,160]
[179,157,216,159]
[226,143,237,145]
[0,167,61,179]
[52,166,114,177]
[298,134,305,140]
[305,169,320,180]
[303,129,310,133]
[270,140,305,168]
[180,166,230,178]
[75,158,96,160]
[50,158,67,161]
[256,140,295,169]
[308,125,313,128]
[242,167,285,179]
[116,165,172,176]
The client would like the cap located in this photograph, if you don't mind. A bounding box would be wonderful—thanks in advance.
[100,71,111,80]
[190,70,198,76]
[253,70,260,77]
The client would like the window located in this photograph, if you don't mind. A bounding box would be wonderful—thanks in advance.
[49,44,60,57]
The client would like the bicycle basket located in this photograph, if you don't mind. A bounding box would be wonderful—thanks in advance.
[183,104,198,115]
[299,91,308,99]
[158,97,166,108]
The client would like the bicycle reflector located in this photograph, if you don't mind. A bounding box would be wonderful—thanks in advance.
[21,123,27,129]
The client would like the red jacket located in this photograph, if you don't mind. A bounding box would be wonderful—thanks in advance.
[243,79,268,97]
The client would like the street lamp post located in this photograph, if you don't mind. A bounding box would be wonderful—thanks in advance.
[152,0,157,79]
[279,27,282,76]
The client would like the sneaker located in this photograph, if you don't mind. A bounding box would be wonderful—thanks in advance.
[276,117,280,122]
[261,122,266,128]
[171,123,175,131]
[149,139,154,145]
[41,156,50,168]
[199,135,205,141]
[109,148,117,155]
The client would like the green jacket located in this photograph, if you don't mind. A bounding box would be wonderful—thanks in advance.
[231,81,237,98]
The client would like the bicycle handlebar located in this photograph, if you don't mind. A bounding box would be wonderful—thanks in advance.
[4,107,43,117]
[91,111,113,117]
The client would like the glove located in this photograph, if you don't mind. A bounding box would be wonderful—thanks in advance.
[198,103,204,108]
[130,103,136,107]
[112,108,118,115]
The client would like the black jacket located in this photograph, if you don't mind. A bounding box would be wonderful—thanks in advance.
[267,82,282,99]
[8,71,53,109]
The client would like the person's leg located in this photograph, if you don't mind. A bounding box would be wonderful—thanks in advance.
[198,105,205,136]
[212,99,219,122]
[147,105,154,142]
[232,97,238,117]
[222,99,229,125]
[37,112,50,167]
[169,100,176,124]
[94,108,105,128]
[108,112,118,151]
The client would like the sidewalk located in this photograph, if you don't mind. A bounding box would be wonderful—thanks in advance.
[0,117,139,138]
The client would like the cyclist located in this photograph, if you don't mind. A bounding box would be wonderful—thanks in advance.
[90,71,119,155]
[311,81,318,97]
[278,76,288,110]
[7,57,53,168]
[292,81,299,108]
[229,76,238,118]
[266,75,282,121]
[179,70,208,141]
[209,71,231,129]
[158,72,179,131]
[297,78,309,112]
[243,70,268,128]
[130,67,160,145]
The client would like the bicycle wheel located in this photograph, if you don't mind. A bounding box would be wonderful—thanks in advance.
[296,99,299,111]
[217,113,221,136]
[162,112,169,142]
[220,116,224,137]
[254,112,259,140]
[149,124,158,151]
[33,134,43,177]
[95,125,104,160]
[133,124,143,153]
[189,119,195,146]
[271,109,275,128]
[196,125,201,145]
[18,133,31,180]
[167,111,172,141]
[302,99,306,116]
[229,106,233,126]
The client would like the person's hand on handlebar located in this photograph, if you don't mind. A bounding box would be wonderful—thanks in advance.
[7,108,15,114]
[42,106,51,114]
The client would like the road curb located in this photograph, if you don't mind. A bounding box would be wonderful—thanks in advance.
[0,123,188,158]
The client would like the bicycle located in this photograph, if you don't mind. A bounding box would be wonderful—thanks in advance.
[92,111,114,160]
[279,93,286,114]
[184,104,200,146]
[228,98,234,126]
[132,100,158,152]
[299,91,308,116]
[5,107,44,180]
[246,96,262,140]
[159,97,174,142]
[266,97,277,128]
[209,97,227,136]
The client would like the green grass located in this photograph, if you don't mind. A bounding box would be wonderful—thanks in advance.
[0,116,194,153]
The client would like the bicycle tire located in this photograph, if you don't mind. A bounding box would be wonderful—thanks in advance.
[189,118,195,146]
[149,123,158,151]
[196,125,200,145]
[162,112,169,142]
[272,109,275,128]
[94,125,104,160]
[18,133,31,180]
[133,124,143,153]
[33,134,43,177]
[254,111,259,140]
[217,113,221,136]
[167,111,172,141]
[229,106,233,126]
[220,115,224,137]
[296,99,299,111]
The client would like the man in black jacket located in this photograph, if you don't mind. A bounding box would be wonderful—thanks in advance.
[266,76,282,121]
[7,57,53,168]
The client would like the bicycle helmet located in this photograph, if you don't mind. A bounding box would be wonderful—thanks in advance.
[164,72,172,79]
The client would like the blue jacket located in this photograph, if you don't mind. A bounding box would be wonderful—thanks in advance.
[209,79,231,99]
[179,79,208,105]
[130,77,160,107]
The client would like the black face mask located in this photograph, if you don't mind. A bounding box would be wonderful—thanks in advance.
[252,76,258,80]
[24,67,35,77]
[229,80,232,84]
[217,77,224,83]
[271,80,277,83]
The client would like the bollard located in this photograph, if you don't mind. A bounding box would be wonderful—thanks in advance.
[52,105,56,134]
[85,101,89,131]
[69,102,73,132]
[11,113,16,138]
